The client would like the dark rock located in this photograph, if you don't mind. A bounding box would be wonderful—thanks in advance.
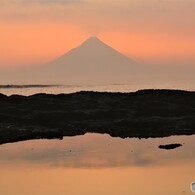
[0,89,195,144]
[158,143,182,150]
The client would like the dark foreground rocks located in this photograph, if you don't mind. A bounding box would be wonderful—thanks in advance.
[0,89,195,144]
[159,143,182,150]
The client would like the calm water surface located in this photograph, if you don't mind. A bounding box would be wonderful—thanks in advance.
[1,80,195,96]
[0,133,194,195]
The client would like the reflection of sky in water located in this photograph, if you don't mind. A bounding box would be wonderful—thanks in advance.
[0,133,195,168]
[0,134,195,195]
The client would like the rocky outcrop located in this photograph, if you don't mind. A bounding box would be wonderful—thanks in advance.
[0,89,195,144]
[159,143,182,150]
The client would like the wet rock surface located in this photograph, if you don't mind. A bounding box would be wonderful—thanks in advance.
[0,89,195,144]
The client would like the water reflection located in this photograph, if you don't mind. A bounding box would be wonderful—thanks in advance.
[0,134,195,168]
[0,133,194,195]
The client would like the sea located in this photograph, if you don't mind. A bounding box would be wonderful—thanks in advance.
[0,81,195,195]
[1,79,195,96]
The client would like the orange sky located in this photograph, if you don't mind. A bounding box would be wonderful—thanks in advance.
[0,0,195,67]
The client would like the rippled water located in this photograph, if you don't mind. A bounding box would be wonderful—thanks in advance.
[0,133,194,195]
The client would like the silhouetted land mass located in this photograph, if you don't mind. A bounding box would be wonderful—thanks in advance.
[159,143,182,150]
[0,89,195,144]
[0,85,62,89]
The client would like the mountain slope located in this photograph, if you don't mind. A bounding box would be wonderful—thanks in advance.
[35,37,139,84]
[0,37,141,84]
[51,37,136,73]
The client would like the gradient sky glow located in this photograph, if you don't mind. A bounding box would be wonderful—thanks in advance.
[0,0,195,67]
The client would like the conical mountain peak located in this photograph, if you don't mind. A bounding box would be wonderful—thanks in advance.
[85,36,101,42]
[41,36,138,84]
[51,36,136,68]
[0,36,142,85]
[78,36,109,49]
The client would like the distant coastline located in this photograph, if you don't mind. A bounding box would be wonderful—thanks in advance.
[0,84,63,89]
[0,89,195,145]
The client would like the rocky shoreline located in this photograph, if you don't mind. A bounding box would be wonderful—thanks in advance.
[0,89,195,144]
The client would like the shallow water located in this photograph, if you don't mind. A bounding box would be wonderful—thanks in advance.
[0,133,194,195]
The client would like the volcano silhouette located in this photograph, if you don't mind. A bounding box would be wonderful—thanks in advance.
[35,37,139,84]
[50,37,135,72]
[0,37,140,84]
